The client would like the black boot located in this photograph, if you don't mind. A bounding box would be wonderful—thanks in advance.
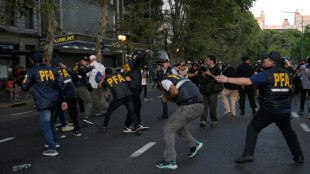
[252,108,256,115]
[240,109,245,116]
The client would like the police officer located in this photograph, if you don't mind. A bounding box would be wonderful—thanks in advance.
[155,73,204,169]
[215,51,304,164]
[98,68,141,135]
[72,57,94,125]
[21,52,68,156]
[158,58,178,119]
[123,50,151,130]
[51,57,81,136]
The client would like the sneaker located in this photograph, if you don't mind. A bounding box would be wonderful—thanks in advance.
[293,154,304,163]
[94,113,103,116]
[101,127,108,133]
[298,111,304,115]
[62,125,74,132]
[155,160,177,169]
[157,114,168,119]
[74,131,82,136]
[200,121,206,127]
[144,98,149,101]
[123,126,136,133]
[235,155,254,163]
[223,112,232,117]
[188,141,203,158]
[42,149,59,156]
[139,124,149,130]
[44,142,60,148]
[210,121,217,127]
[83,118,94,125]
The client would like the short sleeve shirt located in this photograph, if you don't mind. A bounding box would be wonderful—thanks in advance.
[249,72,268,87]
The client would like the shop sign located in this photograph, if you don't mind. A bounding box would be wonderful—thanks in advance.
[40,35,75,46]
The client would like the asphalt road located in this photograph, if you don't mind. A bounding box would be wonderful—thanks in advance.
[0,87,309,174]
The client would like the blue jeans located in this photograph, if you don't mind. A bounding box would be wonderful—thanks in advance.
[37,110,58,149]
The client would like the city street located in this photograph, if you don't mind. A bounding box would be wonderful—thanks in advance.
[0,87,309,174]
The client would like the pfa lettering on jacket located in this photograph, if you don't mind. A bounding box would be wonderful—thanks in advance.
[106,74,126,87]
[39,70,55,81]
[273,73,290,87]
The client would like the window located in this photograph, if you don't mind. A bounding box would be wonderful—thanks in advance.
[24,0,33,29]
[5,0,16,26]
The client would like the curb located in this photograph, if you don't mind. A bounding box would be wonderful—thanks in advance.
[0,100,34,110]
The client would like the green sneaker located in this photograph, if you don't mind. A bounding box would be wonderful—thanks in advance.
[155,160,177,169]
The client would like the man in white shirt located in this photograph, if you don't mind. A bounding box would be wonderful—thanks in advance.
[87,55,109,116]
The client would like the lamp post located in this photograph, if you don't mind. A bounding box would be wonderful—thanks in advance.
[282,11,304,60]
[118,35,126,68]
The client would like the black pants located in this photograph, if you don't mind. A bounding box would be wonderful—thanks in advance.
[125,87,142,126]
[162,91,168,116]
[300,89,310,112]
[103,96,139,129]
[55,98,80,131]
[243,107,302,157]
[142,85,147,98]
[238,85,256,110]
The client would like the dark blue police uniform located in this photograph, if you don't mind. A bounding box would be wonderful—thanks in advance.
[238,65,303,162]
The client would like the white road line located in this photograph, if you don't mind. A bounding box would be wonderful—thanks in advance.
[0,137,15,143]
[300,124,310,132]
[130,142,156,158]
[11,111,32,116]
[158,95,163,97]
[291,112,299,118]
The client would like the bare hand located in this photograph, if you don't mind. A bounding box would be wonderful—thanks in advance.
[98,83,102,89]
[214,75,228,83]
[146,49,151,54]
[161,96,168,103]
[59,62,67,69]
[61,102,68,110]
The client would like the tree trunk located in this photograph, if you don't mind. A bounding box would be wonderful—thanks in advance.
[43,0,57,65]
[95,0,108,63]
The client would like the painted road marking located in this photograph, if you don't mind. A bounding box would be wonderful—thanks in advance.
[0,137,15,143]
[300,124,310,132]
[158,95,163,97]
[291,112,299,118]
[11,111,32,116]
[130,142,156,158]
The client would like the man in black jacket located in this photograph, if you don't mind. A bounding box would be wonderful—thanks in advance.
[72,57,94,124]
[52,57,81,136]
[237,56,257,116]
[21,52,68,156]
[220,64,239,116]
[123,50,151,130]
[98,68,141,135]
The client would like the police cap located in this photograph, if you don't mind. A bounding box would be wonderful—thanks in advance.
[105,68,113,75]
[80,56,90,61]
[267,51,281,63]
[32,52,43,63]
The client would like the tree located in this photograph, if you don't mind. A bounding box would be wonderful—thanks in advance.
[95,0,108,63]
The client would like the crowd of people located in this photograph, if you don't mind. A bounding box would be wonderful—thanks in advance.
[19,50,309,169]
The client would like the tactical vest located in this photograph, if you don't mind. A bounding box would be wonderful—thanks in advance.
[258,66,292,109]
[57,67,76,100]
[164,74,203,105]
[165,66,173,75]
[103,73,133,100]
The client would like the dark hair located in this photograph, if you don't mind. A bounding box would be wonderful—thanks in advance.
[32,52,43,63]
[307,56,310,65]
[207,55,216,64]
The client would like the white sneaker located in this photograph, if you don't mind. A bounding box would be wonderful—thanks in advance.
[144,98,149,101]
[44,142,60,148]
[139,124,149,130]
[42,149,59,156]
[62,125,74,132]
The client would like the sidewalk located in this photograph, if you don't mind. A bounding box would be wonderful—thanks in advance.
[0,91,34,110]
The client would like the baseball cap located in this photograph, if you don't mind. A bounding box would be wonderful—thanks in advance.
[51,57,64,67]
[132,50,139,56]
[89,55,96,60]
[105,68,113,75]
[267,51,281,63]
[187,61,191,64]
[257,60,262,63]
[80,56,90,61]
[161,58,169,63]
